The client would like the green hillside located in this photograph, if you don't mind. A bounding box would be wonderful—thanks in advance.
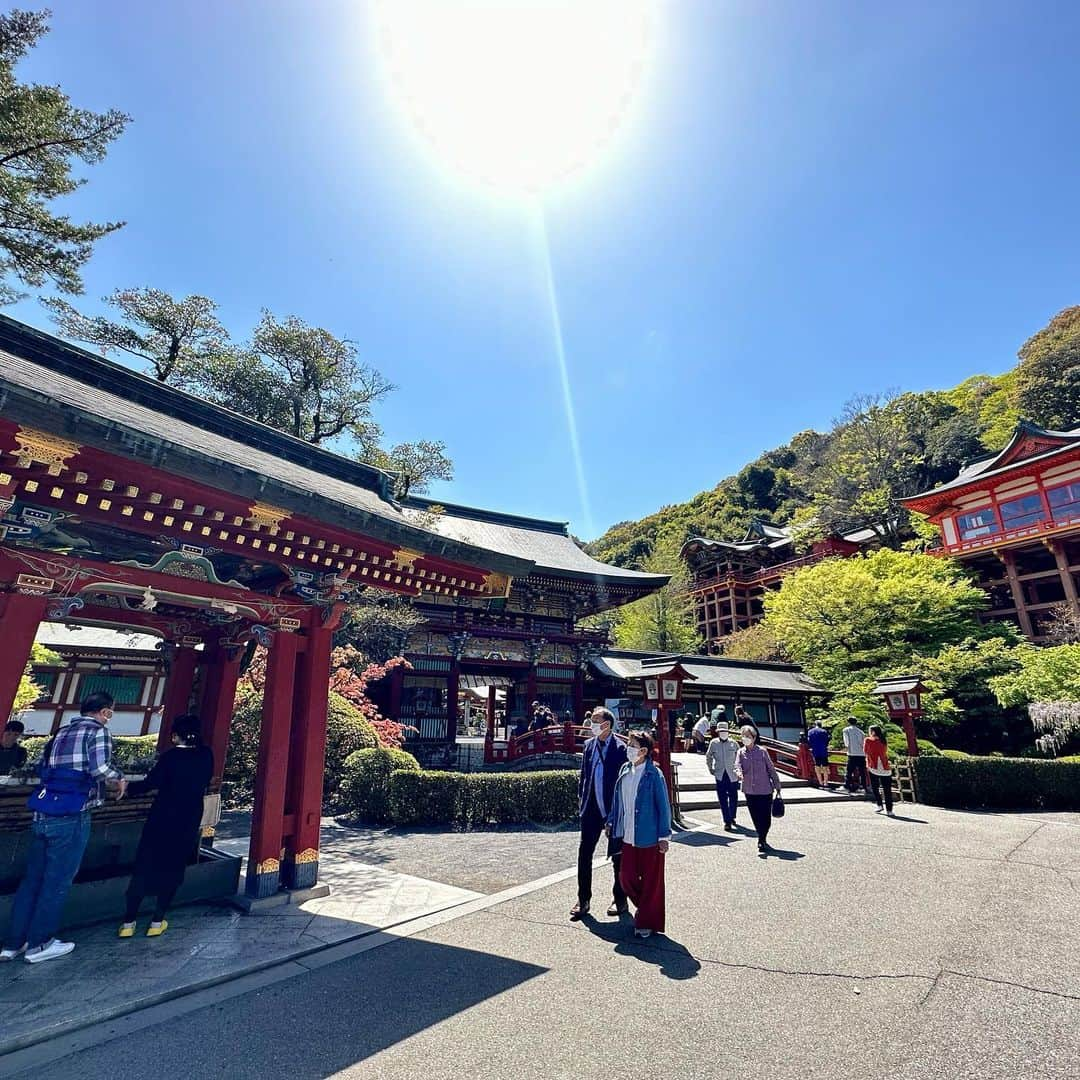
[587,305,1080,571]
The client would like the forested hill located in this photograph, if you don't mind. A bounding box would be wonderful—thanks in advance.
[586,306,1080,571]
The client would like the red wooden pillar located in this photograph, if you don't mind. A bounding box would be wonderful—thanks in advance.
[245,631,299,899]
[157,645,198,752]
[198,643,243,791]
[282,621,333,890]
[486,685,496,739]
[0,592,47,724]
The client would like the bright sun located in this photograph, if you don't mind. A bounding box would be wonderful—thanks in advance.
[374,1,654,195]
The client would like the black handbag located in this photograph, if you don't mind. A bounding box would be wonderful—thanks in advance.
[771,794,785,818]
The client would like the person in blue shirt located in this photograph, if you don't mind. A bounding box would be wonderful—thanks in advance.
[807,719,832,788]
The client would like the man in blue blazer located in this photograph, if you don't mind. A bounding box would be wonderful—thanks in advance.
[571,706,628,920]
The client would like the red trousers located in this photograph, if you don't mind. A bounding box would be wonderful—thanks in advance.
[619,842,665,933]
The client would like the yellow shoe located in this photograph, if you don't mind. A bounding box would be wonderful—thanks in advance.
[118,923,136,939]
[145,920,168,937]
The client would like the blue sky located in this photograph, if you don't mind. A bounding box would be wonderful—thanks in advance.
[9,1,1080,540]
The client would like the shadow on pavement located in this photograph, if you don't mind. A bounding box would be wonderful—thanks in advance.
[615,936,702,981]
[759,847,805,861]
[887,813,928,824]
[675,831,736,848]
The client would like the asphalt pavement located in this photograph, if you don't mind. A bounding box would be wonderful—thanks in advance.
[5,802,1078,1080]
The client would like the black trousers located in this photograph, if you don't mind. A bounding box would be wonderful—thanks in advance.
[845,756,867,792]
[124,870,179,922]
[745,793,773,845]
[577,801,625,908]
[869,773,894,812]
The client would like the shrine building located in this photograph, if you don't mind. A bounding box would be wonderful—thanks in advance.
[0,314,666,904]
[682,520,877,650]
[903,420,1080,641]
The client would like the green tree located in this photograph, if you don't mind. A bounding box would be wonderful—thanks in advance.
[0,9,128,302]
[720,622,785,663]
[366,439,454,498]
[246,312,392,449]
[43,288,228,382]
[989,643,1080,708]
[1014,306,1080,430]
[761,549,992,694]
[613,534,700,653]
[12,642,59,716]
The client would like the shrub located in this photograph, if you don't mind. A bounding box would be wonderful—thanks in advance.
[912,755,1080,811]
[387,769,578,828]
[21,734,157,772]
[340,747,421,822]
[224,688,378,809]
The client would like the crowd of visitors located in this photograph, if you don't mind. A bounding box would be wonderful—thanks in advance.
[0,691,212,965]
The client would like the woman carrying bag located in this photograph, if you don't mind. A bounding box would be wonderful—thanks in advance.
[735,724,783,854]
[864,725,895,817]
[605,731,671,939]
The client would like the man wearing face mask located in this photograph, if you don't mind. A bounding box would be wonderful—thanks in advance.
[571,707,628,921]
[1,692,125,964]
[705,721,740,830]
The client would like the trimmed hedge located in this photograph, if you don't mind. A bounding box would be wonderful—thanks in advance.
[340,747,421,822]
[913,755,1080,811]
[387,769,578,828]
[21,734,158,772]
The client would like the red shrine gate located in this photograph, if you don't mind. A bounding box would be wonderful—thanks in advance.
[0,319,527,902]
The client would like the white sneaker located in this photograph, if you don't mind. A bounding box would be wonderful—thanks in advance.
[875,806,884,814]
[886,810,896,817]
[0,945,25,961]
[24,939,75,964]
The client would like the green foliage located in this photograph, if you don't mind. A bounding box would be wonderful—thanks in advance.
[762,550,988,686]
[990,644,1080,708]
[913,755,1080,811]
[21,733,157,771]
[612,532,700,653]
[11,642,61,716]
[43,289,228,382]
[225,688,378,809]
[366,439,454,498]
[387,769,578,828]
[719,623,786,663]
[339,746,421,823]
[0,10,128,302]
[1015,306,1080,430]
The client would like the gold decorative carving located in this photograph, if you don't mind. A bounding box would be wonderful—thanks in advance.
[255,857,280,875]
[392,548,423,572]
[245,503,290,533]
[11,428,81,475]
[481,572,512,597]
[201,826,216,839]
[292,848,319,864]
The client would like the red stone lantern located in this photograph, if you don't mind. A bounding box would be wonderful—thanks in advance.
[638,657,697,796]
[871,675,927,757]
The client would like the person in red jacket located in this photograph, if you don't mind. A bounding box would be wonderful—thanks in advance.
[864,725,894,816]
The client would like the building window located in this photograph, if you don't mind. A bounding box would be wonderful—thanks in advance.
[1047,481,1080,524]
[77,674,144,706]
[956,507,999,540]
[998,493,1046,531]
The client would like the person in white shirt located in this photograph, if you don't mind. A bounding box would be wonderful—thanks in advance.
[842,717,867,795]
[605,732,671,938]
[692,714,711,754]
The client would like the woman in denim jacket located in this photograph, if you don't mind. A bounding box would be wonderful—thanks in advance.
[606,731,671,938]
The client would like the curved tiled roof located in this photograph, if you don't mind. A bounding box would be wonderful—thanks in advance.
[403,497,669,592]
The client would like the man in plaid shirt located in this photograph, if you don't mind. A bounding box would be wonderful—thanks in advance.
[1,691,125,965]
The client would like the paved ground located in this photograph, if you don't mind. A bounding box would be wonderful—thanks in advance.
[8,801,1078,1079]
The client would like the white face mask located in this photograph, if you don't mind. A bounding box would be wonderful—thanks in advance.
[589,722,602,737]
[716,729,728,739]
[741,736,754,747]
[627,746,643,765]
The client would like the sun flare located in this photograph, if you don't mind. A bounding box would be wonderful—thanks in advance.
[375,1,653,195]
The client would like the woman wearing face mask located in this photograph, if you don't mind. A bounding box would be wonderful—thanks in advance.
[606,731,671,939]
[735,724,782,853]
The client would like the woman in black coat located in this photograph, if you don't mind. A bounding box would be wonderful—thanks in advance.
[118,713,213,938]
